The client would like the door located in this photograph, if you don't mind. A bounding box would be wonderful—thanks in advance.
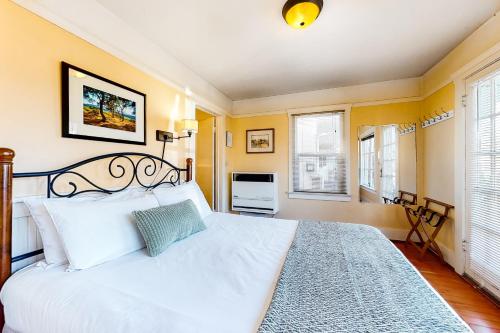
[195,109,216,209]
[464,61,500,299]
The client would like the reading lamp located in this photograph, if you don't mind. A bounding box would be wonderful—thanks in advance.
[151,119,198,186]
[156,119,198,143]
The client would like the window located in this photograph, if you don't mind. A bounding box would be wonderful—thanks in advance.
[466,68,500,297]
[291,111,347,196]
[381,125,398,200]
[360,134,375,190]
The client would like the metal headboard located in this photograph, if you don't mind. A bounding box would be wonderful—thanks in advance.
[4,151,193,265]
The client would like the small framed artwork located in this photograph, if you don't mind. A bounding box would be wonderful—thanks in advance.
[61,62,146,145]
[226,131,233,148]
[246,128,275,154]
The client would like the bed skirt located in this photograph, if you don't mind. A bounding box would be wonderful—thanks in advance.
[258,221,471,333]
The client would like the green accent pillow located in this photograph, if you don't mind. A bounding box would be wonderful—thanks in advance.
[133,199,206,257]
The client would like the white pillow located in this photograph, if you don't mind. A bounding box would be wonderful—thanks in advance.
[44,193,159,270]
[24,189,153,265]
[153,182,212,219]
[24,194,105,265]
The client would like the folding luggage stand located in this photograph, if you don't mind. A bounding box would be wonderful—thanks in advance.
[403,197,454,261]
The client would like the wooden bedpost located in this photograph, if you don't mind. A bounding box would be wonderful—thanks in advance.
[186,158,193,182]
[0,149,13,279]
[0,148,14,326]
[0,149,13,285]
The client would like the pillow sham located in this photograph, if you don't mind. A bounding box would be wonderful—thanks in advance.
[24,194,105,265]
[24,189,153,265]
[153,182,212,219]
[133,199,206,257]
[44,194,159,270]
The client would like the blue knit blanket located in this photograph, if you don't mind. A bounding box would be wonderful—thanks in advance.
[258,221,471,333]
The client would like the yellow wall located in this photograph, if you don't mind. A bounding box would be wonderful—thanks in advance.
[418,11,500,251]
[419,83,456,248]
[422,14,500,95]
[227,102,421,232]
[227,98,461,250]
[195,109,215,208]
[0,1,193,196]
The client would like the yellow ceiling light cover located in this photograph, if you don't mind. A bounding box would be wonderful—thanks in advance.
[283,0,323,29]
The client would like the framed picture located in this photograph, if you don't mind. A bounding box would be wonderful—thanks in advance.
[226,131,233,148]
[246,128,275,153]
[61,62,146,145]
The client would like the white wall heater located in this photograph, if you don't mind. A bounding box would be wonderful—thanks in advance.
[231,172,278,214]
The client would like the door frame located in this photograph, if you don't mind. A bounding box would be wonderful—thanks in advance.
[452,44,500,275]
[193,104,225,212]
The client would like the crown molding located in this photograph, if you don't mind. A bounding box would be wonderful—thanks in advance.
[230,96,424,118]
[232,77,421,115]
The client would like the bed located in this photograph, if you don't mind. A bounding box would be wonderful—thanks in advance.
[0,149,471,333]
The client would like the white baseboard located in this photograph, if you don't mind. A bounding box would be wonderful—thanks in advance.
[378,227,456,269]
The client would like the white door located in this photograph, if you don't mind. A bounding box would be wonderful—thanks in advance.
[464,62,500,299]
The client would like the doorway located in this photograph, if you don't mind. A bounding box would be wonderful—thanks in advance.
[463,61,500,300]
[195,108,216,210]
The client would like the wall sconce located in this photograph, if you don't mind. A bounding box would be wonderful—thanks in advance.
[156,119,198,142]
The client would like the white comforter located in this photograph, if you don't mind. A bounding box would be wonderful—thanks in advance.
[1,213,298,333]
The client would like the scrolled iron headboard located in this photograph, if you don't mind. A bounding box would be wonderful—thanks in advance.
[0,148,192,323]
[13,152,192,198]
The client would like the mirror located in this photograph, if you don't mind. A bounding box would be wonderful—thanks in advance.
[358,124,417,204]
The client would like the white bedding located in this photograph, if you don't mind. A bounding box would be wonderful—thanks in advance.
[1,213,298,333]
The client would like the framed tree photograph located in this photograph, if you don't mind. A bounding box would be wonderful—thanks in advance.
[246,128,275,153]
[61,62,146,145]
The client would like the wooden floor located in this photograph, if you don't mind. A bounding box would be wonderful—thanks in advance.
[395,242,500,333]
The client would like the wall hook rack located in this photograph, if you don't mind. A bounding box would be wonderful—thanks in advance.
[421,110,454,129]
[399,123,416,135]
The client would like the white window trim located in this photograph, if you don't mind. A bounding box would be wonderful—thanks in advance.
[453,45,500,275]
[287,104,352,201]
[359,132,376,191]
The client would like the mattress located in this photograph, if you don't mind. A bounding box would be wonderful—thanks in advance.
[1,213,298,333]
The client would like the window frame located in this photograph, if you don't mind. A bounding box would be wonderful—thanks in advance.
[288,104,351,201]
[360,133,375,191]
[380,125,399,200]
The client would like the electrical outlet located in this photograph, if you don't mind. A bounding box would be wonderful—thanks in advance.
[156,130,173,142]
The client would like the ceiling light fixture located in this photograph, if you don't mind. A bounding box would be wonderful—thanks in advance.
[282,0,323,29]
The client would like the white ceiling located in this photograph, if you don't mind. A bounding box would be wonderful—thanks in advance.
[95,0,500,101]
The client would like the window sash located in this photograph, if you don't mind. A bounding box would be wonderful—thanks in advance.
[292,111,347,194]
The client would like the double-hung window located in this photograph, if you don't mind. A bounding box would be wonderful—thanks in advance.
[290,111,348,198]
[360,134,375,190]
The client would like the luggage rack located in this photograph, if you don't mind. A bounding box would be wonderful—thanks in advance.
[383,190,417,206]
[403,197,454,261]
